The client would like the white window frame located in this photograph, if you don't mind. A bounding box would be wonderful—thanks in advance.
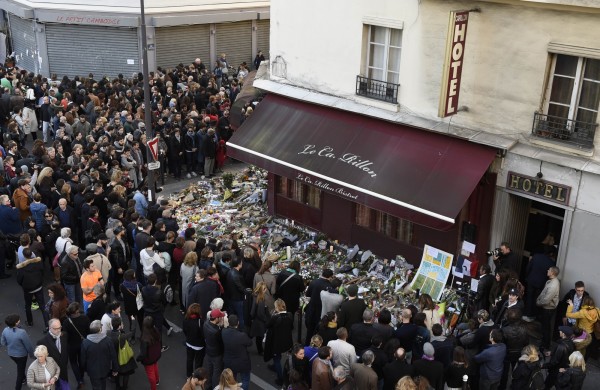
[365,25,402,84]
[545,54,600,125]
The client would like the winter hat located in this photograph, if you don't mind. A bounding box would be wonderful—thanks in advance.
[423,342,435,357]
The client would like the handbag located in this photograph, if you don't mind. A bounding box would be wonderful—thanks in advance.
[135,285,144,311]
[118,334,135,366]
[53,241,68,268]
[56,378,70,390]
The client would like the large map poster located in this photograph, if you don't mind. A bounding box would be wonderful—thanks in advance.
[410,245,454,301]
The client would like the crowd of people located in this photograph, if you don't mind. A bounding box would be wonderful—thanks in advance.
[0,57,596,390]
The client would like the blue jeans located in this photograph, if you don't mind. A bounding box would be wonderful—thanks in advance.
[83,300,91,314]
[229,300,245,329]
[233,369,250,390]
[273,352,283,381]
[64,283,82,306]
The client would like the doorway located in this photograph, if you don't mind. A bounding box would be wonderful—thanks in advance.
[523,200,564,260]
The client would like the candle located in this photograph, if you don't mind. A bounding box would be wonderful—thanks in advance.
[330,245,334,253]
[287,246,291,260]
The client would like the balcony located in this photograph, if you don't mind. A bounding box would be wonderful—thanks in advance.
[356,75,399,104]
[531,112,597,149]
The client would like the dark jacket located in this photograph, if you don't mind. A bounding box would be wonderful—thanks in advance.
[413,358,445,390]
[225,268,246,301]
[203,320,223,357]
[383,360,415,390]
[0,204,22,235]
[349,322,378,356]
[264,312,294,359]
[168,135,183,159]
[511,360,542,390]
[445,363,469,388]
[81,334,119,379]
[474,343,507,381]
[222,326,252,372]
[63,315,90,352]
[494,300,525,327]
[188,279,220,319]
[108,330,136,374]
[431,336,455,368]
[141,284,164,314]
[37,333,69,381]
[120,281,142,316]
[476,273,495,312]
[556,366,586,390]
[394,322,418,352]
[109,239,130,271]
[337,298,367,330]
[138,335,161,366]
[526,253,554,289]
[275,269,304,314]
[16,257,43,292]
[502,320,529,362]
[497,251,520,274]
[249,297,271,338]
[305,277,332,323]
[203,135,217,159]
[182,315,204,348]
[60,255,83,285]
[544,338,575,371]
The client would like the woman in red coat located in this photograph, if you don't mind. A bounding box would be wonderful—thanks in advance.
[215,140,227,171]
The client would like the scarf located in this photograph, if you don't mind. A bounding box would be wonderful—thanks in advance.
[122,279,138,293]
[327,321,337,329]
[209,276,224,295]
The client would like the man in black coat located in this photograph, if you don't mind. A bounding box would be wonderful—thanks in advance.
[222,315,252,390]
[81,320,118,390]
[188,270,220,318]
[304,268,333,344]
[493,241,520,275]
[500,308,529,390]
[37,319,69,382]
[475,264,494,313]
[413,342,444,390]
[544,326,575,389]
[349,308,379,356]
[394,308,418,359]
[430,323,455,368]
[275,260,304,316]
[337,283,367,331]
[382,347,415,390]
[525,246,555,318]
[203,309,225,389]
[226,258,247,329]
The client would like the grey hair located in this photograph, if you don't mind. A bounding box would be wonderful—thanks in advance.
[48,318,61,329]
[61,228,71,238]
[93,284,105,297]
[0,194,8,204]
[67,245,79,255]
[363,308,374,322]
[243,247,254,258]
[89,320,102,334]
[361,350,375,366]
[210,297,224,310]
[34,345,49,357]
[332,366,347,381]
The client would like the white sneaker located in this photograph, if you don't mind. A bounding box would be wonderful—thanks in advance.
[191,172,197,177]
[186,173,191,179]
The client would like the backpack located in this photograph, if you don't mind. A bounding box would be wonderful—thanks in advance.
[163,284,174,304]
[528,366,545,390]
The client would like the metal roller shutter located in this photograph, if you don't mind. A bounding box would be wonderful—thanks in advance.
[155,24,210,69]
[256,19,270,59]
[45,24,140,78]
[216,21,252,70]
[8,14,37,73]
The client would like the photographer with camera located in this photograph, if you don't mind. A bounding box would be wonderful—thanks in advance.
[491,242,520,275]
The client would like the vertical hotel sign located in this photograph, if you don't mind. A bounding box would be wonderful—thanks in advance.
[438,11,470,117]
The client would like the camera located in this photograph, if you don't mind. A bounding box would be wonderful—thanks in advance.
[456,282,476,298]
[486,248,501,257]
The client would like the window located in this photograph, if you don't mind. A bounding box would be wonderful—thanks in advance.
[276,176,321,209]
[354,204,413,243]
[547,54,600,125]
[366,25,402,84]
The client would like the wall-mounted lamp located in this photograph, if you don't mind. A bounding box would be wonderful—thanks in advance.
[537,161,544,179]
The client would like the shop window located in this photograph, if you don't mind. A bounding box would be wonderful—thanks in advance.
[276,176,321,209]
[533,53,600,148]
[354,204,413,244]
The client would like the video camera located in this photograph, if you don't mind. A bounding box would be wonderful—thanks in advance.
[486,248,501,257]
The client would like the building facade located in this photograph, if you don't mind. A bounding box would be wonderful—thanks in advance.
[229,0,600,297]
[0,0,270,77]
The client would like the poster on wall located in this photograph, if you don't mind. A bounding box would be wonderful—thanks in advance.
[410,244,454,301]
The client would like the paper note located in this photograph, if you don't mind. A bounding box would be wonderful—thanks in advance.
[427,246,439,259]
[452,267,463,279]
[127,59,134,65]
[462,260,472,276]
[462,241,476,254]
[471,278,479,292]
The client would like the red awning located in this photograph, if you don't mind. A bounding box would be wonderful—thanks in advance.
[227,94,496,230]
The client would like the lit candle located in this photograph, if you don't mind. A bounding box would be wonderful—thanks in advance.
[287,246,291,260]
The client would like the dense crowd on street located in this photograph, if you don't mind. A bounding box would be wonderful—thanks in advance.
[0,53,596,390]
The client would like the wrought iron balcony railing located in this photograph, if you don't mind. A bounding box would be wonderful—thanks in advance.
[532,112,597,149]
[356,75,399,103]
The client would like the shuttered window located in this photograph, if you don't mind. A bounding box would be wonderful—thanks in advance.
[256,19,270,60]
[8,14,38,73]
[216,21,252,70]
